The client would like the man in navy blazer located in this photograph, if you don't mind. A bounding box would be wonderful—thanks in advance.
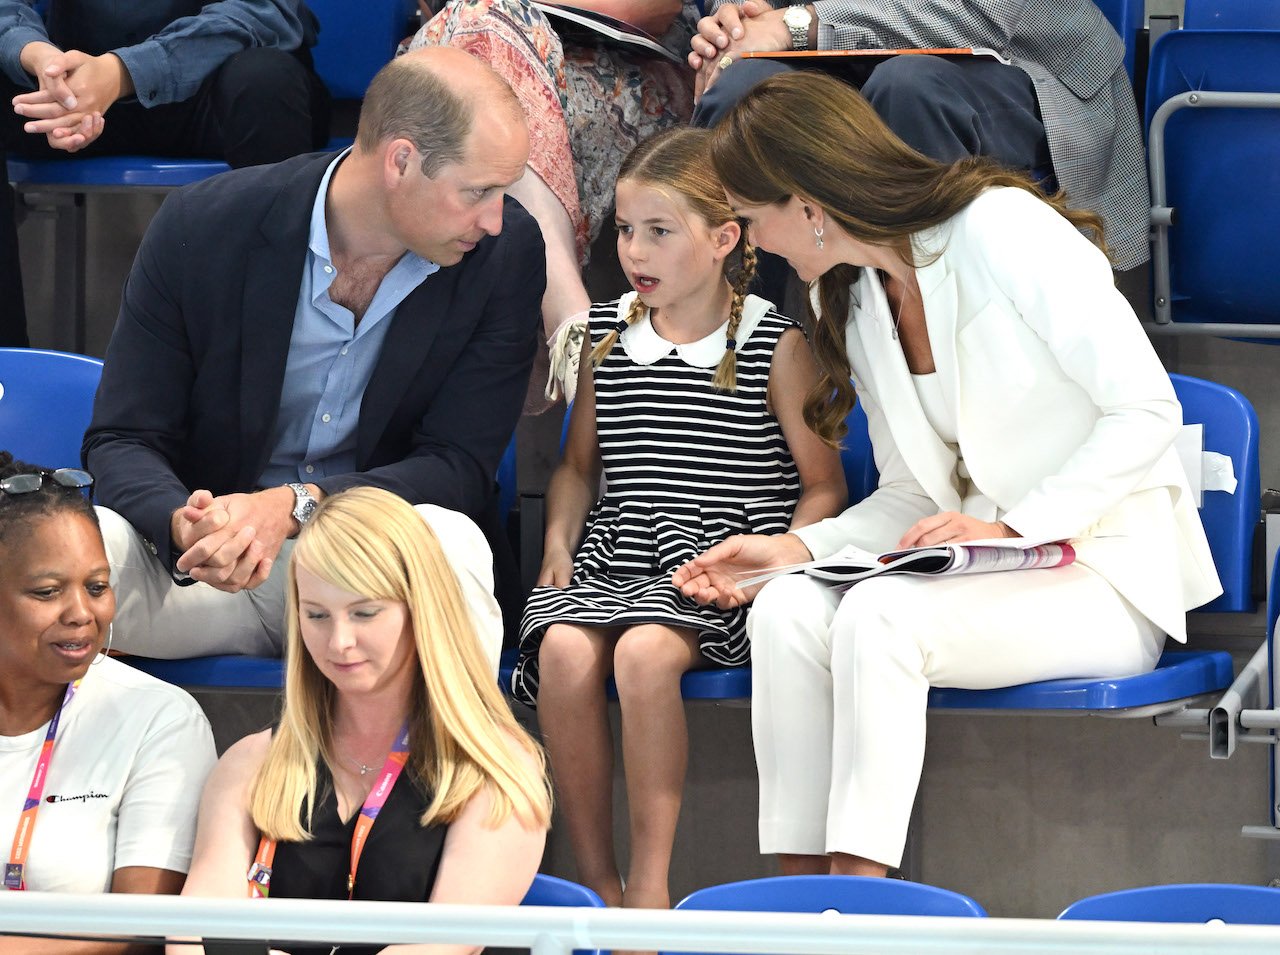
[84,46,545,658]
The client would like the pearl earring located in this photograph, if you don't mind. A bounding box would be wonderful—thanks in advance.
[814,225,824,250]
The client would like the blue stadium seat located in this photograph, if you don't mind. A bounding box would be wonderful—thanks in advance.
[8,0,405,351]
[1092,0,1146,82]
[523,873,606,908]
[1145,27,1280,335]
[307,0,409,100]
[669,873,985,955]
[929,374,1253,713]
[1058,882,1280,923]
[522,874,606,955]
[0,347,102,468]
[1183,1,1280,30]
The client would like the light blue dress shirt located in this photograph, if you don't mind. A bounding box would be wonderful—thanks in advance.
[257,150,437,488]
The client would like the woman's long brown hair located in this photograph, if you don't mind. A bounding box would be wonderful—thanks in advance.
[708,71,1107,447]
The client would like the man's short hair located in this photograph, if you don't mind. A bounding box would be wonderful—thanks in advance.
[355,55,472,178]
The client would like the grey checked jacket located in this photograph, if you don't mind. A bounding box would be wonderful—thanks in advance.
[709,1,1150,269]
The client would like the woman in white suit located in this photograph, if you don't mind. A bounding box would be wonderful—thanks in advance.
[673,71,1222,878]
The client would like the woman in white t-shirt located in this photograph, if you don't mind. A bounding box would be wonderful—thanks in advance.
[0,451,216,950]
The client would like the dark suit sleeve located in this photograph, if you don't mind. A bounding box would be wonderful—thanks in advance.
[315,202,546,519]
[83,189,199,572]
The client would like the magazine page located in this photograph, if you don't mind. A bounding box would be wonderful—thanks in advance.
[734,538,1072,589]
[532,3,682,64]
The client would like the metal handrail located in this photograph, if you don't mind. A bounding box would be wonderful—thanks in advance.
[2,891,1280,954]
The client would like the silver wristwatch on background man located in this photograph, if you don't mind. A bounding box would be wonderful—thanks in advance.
[783,4,812,51]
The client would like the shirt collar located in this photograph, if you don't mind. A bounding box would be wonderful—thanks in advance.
[307,147,434,279]
[618,292,775,367]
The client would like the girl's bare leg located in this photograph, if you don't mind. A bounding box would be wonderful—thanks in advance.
[612,624,703,912]
[537,622,623,906]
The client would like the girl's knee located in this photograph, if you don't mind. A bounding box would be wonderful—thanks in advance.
[538,624,607,680]
[613,625,695,698]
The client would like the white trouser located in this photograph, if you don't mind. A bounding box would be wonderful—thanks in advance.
[748,564,1165,868]
[97,503,505,670]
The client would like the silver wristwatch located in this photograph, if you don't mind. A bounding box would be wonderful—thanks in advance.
[287,482,318,529]
[783,4,812,51]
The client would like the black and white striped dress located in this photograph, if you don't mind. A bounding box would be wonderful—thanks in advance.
[511,293,802,707]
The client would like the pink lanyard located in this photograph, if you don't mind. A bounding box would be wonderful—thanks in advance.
[5,680,80,891]
[248,722,410,900]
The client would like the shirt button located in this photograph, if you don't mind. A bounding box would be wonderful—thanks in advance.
[324,265,333,274]
[340,347,348,355]
[321,413,331,423]
[305,464,315,474]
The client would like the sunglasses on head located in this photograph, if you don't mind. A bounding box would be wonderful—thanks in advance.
[0,468,95,497]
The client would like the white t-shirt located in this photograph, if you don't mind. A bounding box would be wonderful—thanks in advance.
[0,657,216,893]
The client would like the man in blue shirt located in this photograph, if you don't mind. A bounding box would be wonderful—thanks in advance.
[0,0,330,346]
[83,46,544,658]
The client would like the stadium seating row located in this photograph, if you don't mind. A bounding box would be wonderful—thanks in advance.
[0,345,1264,737]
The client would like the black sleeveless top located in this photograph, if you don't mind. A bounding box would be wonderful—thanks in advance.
[267,759,448,955]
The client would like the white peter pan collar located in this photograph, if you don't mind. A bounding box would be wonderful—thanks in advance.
[617,292,775,367]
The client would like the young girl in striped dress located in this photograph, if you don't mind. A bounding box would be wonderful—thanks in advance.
[512,127,846,910]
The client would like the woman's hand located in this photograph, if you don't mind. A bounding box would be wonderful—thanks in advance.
[536,548,574,588]
[897,512,1016,549]
[673,533,812,609]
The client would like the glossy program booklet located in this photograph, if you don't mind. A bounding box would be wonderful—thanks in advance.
[532,3,682,63]
[736,538,1075,590]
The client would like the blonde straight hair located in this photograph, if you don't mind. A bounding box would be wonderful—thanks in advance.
[249,487,551,841]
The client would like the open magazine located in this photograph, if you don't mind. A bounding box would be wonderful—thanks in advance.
[532,3,682,64]
[735,538,1076,590]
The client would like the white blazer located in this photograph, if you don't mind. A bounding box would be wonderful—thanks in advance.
[791,188,1221,641]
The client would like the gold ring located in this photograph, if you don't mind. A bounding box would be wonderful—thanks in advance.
[718,54,734,70]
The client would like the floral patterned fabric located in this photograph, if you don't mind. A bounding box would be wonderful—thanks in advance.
[407,1,697,263]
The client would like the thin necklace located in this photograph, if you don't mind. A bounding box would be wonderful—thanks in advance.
[881,270,905,340]
[346,753,377,776]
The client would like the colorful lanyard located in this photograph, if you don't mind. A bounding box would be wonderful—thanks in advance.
[248,722,410,901]
[5,680,80,891]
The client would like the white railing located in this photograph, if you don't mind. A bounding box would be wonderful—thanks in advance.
[3,892,1280,954]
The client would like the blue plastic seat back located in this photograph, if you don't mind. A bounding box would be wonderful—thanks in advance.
[840,398,877,504]
[1170,374,1260,613]
[522,874,605,955]
[675,874,985,917]
[497,434,517,524]
[1058,883,1280,923]
[1145,30,1280,327]
[0,348,103,469]
[1184,1,1280,30]
[6,154,231,189]
[1092,0,1145,81]
[307,0,408,100]
[522,873,606,908]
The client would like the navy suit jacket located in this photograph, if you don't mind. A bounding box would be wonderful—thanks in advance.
[84,150,544,583]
